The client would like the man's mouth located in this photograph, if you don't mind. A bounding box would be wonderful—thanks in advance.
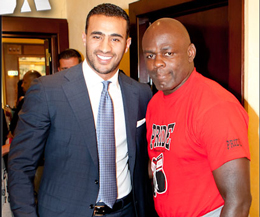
[156,74,166,81]
[97,55,112,60]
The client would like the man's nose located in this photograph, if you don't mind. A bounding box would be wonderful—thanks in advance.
[154,55,166,68]
[99,38,112,53]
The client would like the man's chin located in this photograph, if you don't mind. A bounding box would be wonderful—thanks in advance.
[154,82,167,91]
[95,65,119,75]
[96,69,113,75]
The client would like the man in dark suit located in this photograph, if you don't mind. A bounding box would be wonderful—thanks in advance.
[8,3,156,217]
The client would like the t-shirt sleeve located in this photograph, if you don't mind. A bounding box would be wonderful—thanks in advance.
[196,101,250,171]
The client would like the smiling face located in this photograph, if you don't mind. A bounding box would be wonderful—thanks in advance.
[142,18,196,95]
[82,14,131,80]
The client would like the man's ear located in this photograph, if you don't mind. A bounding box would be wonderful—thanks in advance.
[124,37,132,53]
[82,32,86,46]
[187,43,196,62]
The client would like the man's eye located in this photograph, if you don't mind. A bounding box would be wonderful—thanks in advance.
[112,38,120,42]
[165,52,173,56]
[146,54,154,59]
[93,35,101,39]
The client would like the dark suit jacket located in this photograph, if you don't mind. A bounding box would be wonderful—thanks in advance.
[8,64,157,217]
[9,97,24,135]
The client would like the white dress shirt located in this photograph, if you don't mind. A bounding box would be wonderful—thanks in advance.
[82,60,132,199]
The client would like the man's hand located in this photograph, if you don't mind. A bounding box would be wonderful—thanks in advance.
[2,143,11,156]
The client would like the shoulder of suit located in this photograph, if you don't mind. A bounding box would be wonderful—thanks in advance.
[119,70,147,87]
[119,71,152,96]
[39,63,82,83]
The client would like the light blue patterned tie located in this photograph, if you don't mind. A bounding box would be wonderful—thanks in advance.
[96,81,117,208]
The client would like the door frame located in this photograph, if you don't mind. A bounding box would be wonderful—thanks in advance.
[2,16,69,73]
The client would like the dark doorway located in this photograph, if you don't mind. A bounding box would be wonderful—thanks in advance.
[1,16,69,108]
[2,16,69,73]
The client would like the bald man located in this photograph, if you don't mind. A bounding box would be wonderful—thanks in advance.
[10,70,42,135]
[21,70,42,93]
[142,18,251,217]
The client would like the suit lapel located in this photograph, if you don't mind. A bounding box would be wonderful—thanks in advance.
[119,72,139,175]
[61,68,139,173]
[62,64,99,168]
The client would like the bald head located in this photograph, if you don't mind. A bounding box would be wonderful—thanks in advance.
[143,18,191,48]
[142,18,196,95]
[22,70,42,93]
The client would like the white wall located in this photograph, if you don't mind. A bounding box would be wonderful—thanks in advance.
[7,0,67,18]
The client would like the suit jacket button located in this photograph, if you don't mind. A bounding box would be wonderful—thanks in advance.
[95,180,99,184]
[89,204,94,209]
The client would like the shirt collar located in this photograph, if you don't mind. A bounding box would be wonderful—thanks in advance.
[82,59,119,88]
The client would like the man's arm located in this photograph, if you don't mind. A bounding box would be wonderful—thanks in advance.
[212,158,251,217]
[2,143,11,156]
[8,79,50,217]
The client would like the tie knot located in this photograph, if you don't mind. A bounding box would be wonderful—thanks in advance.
[102,81,111,92]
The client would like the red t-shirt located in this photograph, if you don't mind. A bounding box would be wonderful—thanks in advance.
[146,69,250,217]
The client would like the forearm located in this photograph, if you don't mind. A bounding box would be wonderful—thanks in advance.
[213,158,251,217]
[8,154,38,217]
[220,197,252,217]
[8,80,49,217]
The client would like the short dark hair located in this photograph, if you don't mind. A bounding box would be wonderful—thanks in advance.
[85,3,130,37]
[58,49,82,66]
[26,70,42,79]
